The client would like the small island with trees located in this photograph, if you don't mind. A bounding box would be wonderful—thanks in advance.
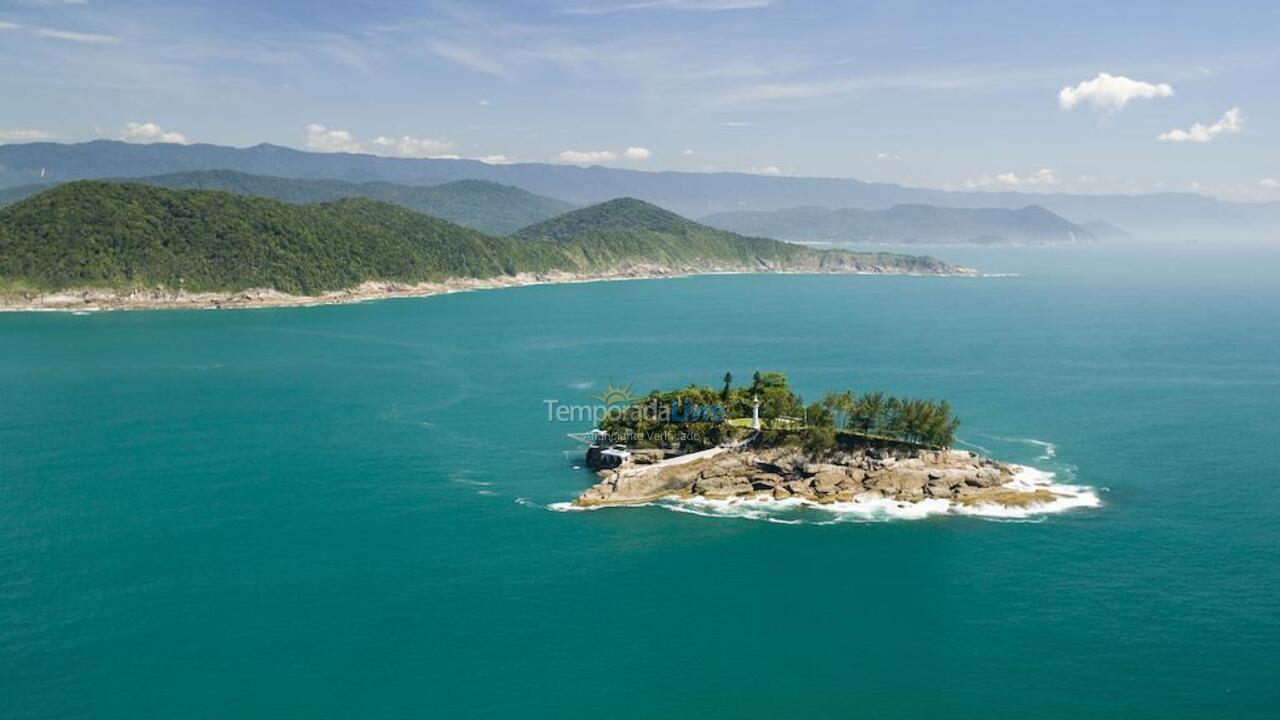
[575,372,1089,514]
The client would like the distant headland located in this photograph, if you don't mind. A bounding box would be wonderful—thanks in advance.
[0,182,975,312]
[570,372,1099,519]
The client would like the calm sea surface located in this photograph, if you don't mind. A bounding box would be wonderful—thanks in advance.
[3,242,1279,718]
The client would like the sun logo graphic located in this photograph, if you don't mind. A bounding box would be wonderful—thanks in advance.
[591,380,637,407]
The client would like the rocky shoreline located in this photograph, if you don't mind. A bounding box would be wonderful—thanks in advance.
[0,263,977,313]
[576,445,1068,512]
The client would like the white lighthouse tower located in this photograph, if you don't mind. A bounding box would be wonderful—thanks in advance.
[751,394,761,430]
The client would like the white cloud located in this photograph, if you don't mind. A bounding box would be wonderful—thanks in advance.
[31,27,120,44]
[427,41,509,77]
[476,154,515,165]
[565,0,771,15]
[747,165,781,176]
[305,124,457,157]
[876,152,901,160]
[1157,107,1242,143]
[0,19,119,44]
[1259,178,1279,188]
[0,128,55,142]
[304,124,361,153]
[1058,72,1173,111]
[721,121,752,127]
[117,122,188,144]
[715,67,1030,107]
[965,168,1059,188]
[556,146,651,164]
[682,148,696,156]
[368,134,456,157]
[557,149,618,164]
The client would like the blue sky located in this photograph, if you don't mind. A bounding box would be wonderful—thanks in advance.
[1,0,1277,200]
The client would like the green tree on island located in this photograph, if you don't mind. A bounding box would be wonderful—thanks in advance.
[597,371,960,453]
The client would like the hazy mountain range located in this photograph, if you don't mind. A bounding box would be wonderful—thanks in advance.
[702,204,1100,245]
[1,141,1276,238]
[0,167,1101,246]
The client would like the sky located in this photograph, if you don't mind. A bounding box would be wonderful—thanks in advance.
[1,0,1278,201]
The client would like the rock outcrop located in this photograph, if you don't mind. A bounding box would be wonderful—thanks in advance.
[575,445,1024,508]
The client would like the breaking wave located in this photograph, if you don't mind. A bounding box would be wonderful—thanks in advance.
[546,464,1100,525]
[648,465,1098,524]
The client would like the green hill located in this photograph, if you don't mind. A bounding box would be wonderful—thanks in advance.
[702,203,1099,244]
[0,182,572,295]
[514,198,959,273]
[0,171,574,236]
[0,184,971,299]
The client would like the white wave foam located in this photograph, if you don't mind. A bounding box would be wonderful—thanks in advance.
[545,499,659,512]
[951,464,1101,519]
[658,494,957,523]
[628,464,1100,525]
[1025,439,1057,460]
[956,438,994,455]
[988,435,1057,461]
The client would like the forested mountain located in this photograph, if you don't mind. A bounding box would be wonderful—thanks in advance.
[0,170,573,235]
[0,183,967,296]
[0,182,571,294]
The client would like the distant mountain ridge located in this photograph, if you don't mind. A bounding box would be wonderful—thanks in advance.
[512,198,959,273]
[1080,220,1132,240]
[1,141,1277,237]
[0,182,969,300]
[0,170,573,236]
[701,203,1098,245]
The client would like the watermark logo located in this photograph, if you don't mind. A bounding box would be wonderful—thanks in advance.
[544,380,726,425]
[591,380,636,406]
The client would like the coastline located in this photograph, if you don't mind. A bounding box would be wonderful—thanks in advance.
[555,464,1101,523]
[0,263,978,313]
[601,461,1100,517]
[567,444,1100,522]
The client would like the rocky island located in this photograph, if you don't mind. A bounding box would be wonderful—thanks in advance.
[576,445,1046,508]
[571,372,1096,518]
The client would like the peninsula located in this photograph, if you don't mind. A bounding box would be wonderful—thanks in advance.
[573,373,1097,517]
[0,182,975,312]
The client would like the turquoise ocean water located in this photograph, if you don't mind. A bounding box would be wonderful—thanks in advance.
[3,242,1279,718]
